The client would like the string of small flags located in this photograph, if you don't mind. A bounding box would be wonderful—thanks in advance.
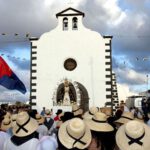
[0,53,27,61]
[1,33,30,38]
[122,57,150,65]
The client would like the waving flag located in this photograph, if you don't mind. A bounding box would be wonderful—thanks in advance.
[0,56,26,94]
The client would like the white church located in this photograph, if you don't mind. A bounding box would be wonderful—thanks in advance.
[30,7,116,112]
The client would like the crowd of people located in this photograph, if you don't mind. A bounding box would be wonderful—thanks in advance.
[0,101,150,150]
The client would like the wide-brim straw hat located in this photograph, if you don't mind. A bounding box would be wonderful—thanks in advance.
[13,111,39,137]
[58,118,91,149]
[45,109,51,117]
[83,106,99,120]
[85,112,114,132]
[11,114,17,127]
[4,112,11,119]
[36,114,45,124]
[72,105,83,116]
[1,118,11,131]
[115,112,134,124]
[116,120,150,150]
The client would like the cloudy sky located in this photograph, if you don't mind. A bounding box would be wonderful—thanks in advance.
[0,0,150,102]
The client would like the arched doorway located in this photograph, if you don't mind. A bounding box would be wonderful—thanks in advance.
[55,81,89,112]
[56,82,76,104]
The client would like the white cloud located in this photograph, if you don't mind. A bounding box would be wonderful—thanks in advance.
[117,83,138,100]
[116,68,146,85]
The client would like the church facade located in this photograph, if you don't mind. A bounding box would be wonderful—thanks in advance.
[30,7,113,112]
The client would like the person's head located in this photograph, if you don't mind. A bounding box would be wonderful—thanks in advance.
[1,117,11,132]
[83,106,99,120]
[85,112,114,132]
[114,111,134,126]
[56,109,63,116]
[58,118,91,149]
[12,111,38,137]
[60,112,74,122]
[72,104,83,117]
[115,109,123,119]
[36,114,45,125]
[116,120,150,150]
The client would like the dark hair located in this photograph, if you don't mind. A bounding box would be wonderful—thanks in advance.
[61,112,74,122]
[91,130,116,150]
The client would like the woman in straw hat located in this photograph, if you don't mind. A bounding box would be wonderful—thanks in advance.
[1,117,11,132]
[114,111,134,129]
[58,118,91,150]
[36,114,48,139]
[116,120,150,150]
[3,111,39,150]
[83,106,99,120]
[72,104,83,119]
[85,112,116,150]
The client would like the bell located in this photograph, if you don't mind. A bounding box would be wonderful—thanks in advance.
[73,23,77,29]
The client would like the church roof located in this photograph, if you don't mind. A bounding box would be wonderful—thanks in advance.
[56,7,85,18]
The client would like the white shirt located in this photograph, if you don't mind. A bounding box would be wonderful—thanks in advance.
[37,135,58,150]
[3,137,39,150]
[37,125,48,139]
[0,131,10,150]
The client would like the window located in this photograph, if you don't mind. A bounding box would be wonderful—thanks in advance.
[72,17,78,30]
[63,17,68,30]
[64,58,77,71]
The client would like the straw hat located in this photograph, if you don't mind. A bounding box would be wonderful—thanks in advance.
[116,120,150,150]
[11,114,17,127]
[83,106,99,120]
[85,112,114,132]
[72,105,83,116]
[1,118,11,131]
[58,118,91,149]
[45,109,51,116]
[13,111,39,137]
[115,112,134,124]
[4,112,11,119]
[36,114,45,124]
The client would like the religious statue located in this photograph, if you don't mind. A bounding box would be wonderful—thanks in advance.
[63,79,71,106]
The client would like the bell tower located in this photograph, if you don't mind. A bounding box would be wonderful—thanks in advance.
[56,7,85,31]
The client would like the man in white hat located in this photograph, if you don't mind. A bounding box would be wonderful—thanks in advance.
[44,109,55,135]
[3,111,39,150]
[36,114,48,139]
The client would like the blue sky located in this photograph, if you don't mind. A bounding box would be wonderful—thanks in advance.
[0,0,150,101]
